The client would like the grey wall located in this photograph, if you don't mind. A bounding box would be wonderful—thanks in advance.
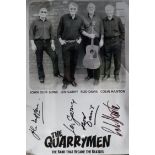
[28,0,129,75]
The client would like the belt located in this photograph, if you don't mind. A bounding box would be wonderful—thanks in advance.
[65,40,77,43]
[105,36,120,40]
[35,39,50,41]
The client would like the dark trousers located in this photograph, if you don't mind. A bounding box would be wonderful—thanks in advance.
[103,38,122,76]
[84,38,100,80]
[87,68,100,80]
[62,42,79,84]
[34,39,60,80]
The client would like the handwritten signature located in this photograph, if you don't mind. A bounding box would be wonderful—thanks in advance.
[29,126,40,140]
[31,104,40,123]
[29,101,44,140]
[63,99,99,135]
[63,99,124,137]
[101,101,124,136]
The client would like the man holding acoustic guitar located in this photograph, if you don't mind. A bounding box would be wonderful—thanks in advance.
[82,3,104,85]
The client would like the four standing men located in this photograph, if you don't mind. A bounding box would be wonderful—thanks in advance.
[30,3,125,87]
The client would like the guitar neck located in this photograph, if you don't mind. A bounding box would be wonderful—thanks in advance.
[91,38,94,46]
[91,24,94,46]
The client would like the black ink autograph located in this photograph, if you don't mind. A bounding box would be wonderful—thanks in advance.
[63,99,99,135]
[29,126,40,140]
[101,101,124,136]
[29,101,44,140]
[31,104,40,123]
[63,99,124,137]
[94,105,99,125]
[81,112,92,130]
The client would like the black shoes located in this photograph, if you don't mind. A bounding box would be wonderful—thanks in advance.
[102,75,110,80]
[71,81,77,87]
[39,78,44,83]
[94,80,99,85]
[114,75,120,82]
[62,83,68,89]
[62,81,77,89]
[102,75,120,82]
[85,76,99,85]
[85,76,92,81]
[55,74,63,78]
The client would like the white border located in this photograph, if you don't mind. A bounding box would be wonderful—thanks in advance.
[0,0,155,154]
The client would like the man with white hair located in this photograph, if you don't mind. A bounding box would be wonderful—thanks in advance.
[29,7,61,83]
[82,3,104,85]
[102,4,125,82]
[57,2,83,89]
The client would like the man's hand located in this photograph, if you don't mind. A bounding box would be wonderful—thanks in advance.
[51,43,56,51]
[31,42,37,51]
[99,39,104,48]
[76,38,82,44]
[88,33,96,39]
[59,38,66,45]
[82,31,96,39]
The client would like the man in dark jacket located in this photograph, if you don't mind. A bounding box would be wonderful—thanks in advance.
[102,4,125,82]
[82,3,104,85]
[29,7,61,83]
[57,2,83,89]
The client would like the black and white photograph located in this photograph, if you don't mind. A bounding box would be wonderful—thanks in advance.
[26,0,129,155]
[27,0,129,90]
[2,0,155,155]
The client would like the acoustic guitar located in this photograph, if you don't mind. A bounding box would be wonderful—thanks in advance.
[83,21,101,69]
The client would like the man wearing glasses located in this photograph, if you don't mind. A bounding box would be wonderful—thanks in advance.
[29,8,61,83]
[57,2,83,89]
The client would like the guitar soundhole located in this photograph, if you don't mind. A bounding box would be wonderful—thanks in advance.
[90,49,97,58]
[90,49,94,54]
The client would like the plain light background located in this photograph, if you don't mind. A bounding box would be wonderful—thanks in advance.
[0,0,155,155]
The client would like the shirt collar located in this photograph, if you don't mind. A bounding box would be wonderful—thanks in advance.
[88,13,96,19]
[68,14,77,20]
[39,17,47,22]
[106,16,114,21]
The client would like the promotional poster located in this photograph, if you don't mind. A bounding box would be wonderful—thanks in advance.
[26,0,129,155]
